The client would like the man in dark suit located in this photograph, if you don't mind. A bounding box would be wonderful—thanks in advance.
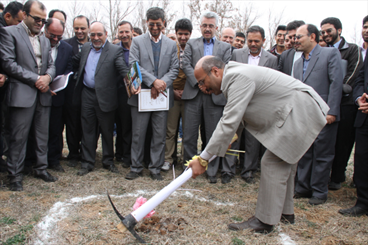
[182,11,231,184]
[231,25,278,184]
[278,20,305,76]
[293,24,343,205]
[63,15,90,167]
[0,0,57,191]
[72,21,129,176]
[339,50,368,216]
[44,18,73,172]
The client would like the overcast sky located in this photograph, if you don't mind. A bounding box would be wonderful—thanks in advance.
[40,0,368,45]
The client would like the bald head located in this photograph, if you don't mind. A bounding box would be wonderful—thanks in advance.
[220,27,236,44]
[45,18,64,47]
[194,56,224,95]
[90,21,108,50]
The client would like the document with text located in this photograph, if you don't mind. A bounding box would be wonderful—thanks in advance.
[138,89,169,112]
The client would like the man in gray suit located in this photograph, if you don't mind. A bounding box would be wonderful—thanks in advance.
[72,21,129,176]
[182,11,231,184]
[0,0,56,191]
[293,24,343,205]
[125,7,179,181]
[231,25,278,183]
[189,56,329,233]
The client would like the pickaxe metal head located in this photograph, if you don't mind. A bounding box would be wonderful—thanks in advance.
[107,192,146,243]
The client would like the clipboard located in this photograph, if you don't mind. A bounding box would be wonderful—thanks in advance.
[138,89,169,112]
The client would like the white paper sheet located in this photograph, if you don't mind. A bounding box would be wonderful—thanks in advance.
[138,89,169,112]
[131,168,193,222]
[50,72,73,93]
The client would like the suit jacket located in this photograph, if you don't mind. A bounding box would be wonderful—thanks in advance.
[73,41,129,112]
[128,33,179,108]
[294,45,343,120]
[0,24,55,107]
[353,51,368,128]
[64,36,80,56]
[181,37,231,106]
[278,48,296,75]
[205,62,329,164]
[52,40,73,107]
[231,47,278,69]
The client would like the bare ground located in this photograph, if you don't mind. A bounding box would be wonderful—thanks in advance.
[0,140,367,245]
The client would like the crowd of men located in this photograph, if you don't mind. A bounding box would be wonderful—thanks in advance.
[0,0,368,219]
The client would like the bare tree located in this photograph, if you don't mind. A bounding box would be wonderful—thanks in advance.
[205,0,237,34]
[188,0,205,28]
[64,0,85,38]
[266,7,286,50]
[100,0,136,39]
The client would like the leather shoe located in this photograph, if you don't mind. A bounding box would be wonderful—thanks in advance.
[328,181,341,190]
[308,196,327,205]
[228,216,273,233]
[67,159,78,167]
[150,173,163,181]
[122,161,130,168]
[281,214,295,224]
[221,174,232,184]
[208,175,217,184]
[49,164,65,172]
[77,168,91,176]
[339,206,368,217]
[34,171,57,182]
[294,192,312,199]
[104,164,119,173]
[242,171,255,184]
[8,181,23,191]
[125,171,143,180]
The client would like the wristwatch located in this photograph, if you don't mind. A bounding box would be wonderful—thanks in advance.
[198,156,209,169]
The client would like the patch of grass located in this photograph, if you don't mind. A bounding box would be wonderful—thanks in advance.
[27,192,41,197]
[231,216,243,222]
[3,225,33,245]
[54,195,61,198]
[232,237,245,245]
[295,202,308,211]
[306,220,317,228]
[0,217,16,225]
[32,214,41,223]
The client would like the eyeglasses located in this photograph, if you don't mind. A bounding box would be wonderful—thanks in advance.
[90,32,104,37]
[201,24,215,29]
[148,22,162,28]
[27,14,47,25]
[294,34,309,40]
[320,29,333,35]
[46,30,62,40]
[198,69,212,86]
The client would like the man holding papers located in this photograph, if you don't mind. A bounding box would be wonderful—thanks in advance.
[126,7,179,181]
[45,18,73,172]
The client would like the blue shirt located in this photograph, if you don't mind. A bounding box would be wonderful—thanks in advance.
[203,36,216,56]
[301,45,317,80]
[119,42,130,67]
[83,40,107,88]
[333,39,342,49]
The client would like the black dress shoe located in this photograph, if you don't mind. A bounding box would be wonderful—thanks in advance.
[308,196,327,205]
[49,164,65,172]
[104,164,119,173]
[339,206,368,217]
[208,175,217,184]
[77,168,91,176]
[8,181,23,191]
[242,171,255,184]
[122,161,130,168]
[328,181,341,190]
[125,171,143,180]
[67,159,78,167]
[0,158,7,172]
[150,173,163,181]
[34,171,57,182]
[294,192,312,199]
[228,216,273,233]
[221,174,232,184]
[281,214,295,224]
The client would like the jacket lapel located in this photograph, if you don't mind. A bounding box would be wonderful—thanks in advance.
[258,48,267,66]
[197,37,204,56]
[293,60,303,81]
[303,45,320,82]
[95,41,109,75]
[242,48,249,64]
[213,39,219,56]
[55,41,64,67]
[40,36,47,68]
[144,33,155,66]
[158,35,167,69]
[18,25,37,64]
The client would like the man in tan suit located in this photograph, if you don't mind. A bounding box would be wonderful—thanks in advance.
[189,56,329,233]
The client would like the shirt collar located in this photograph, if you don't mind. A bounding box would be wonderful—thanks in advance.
[149,32,162,43]
[203,36,216,44]
[332,39,342,49]
[361,43,367,51]
[302,44,317,61]
[90,39,108,51]
[21,21,41,37]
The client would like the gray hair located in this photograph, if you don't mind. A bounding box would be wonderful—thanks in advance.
[202,56,225,74]
[200,11,218,27]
